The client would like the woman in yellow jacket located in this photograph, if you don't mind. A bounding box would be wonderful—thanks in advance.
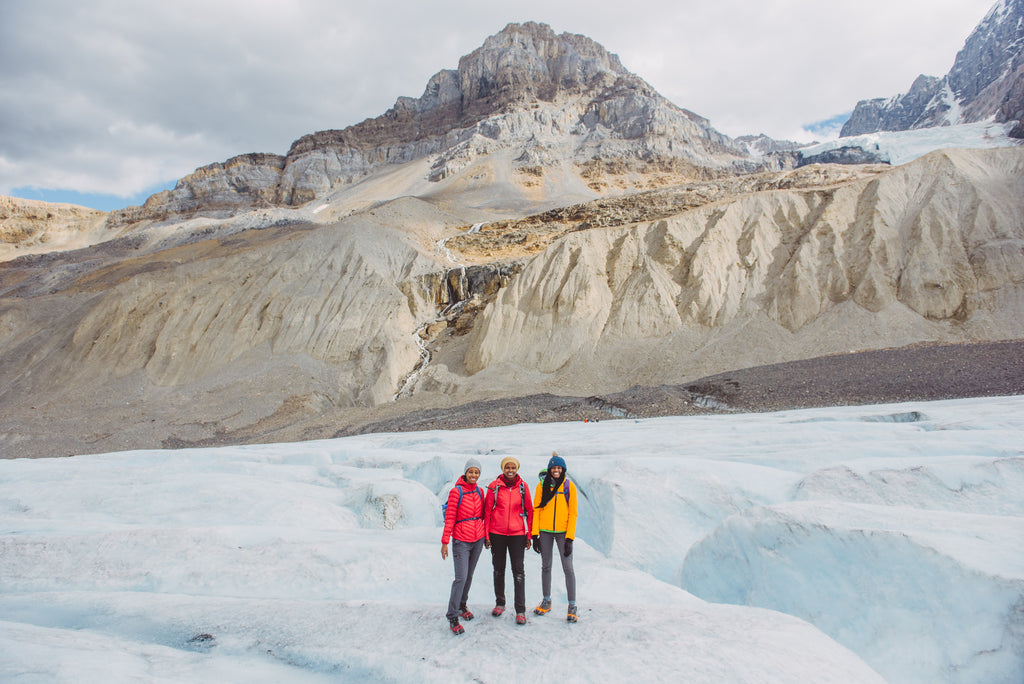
[531,452,578,622]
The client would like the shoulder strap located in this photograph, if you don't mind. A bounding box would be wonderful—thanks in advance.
[454,483,484,524]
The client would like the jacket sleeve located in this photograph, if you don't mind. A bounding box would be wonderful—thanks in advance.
[441,487,459,544]
[566,481,578,540]
[531,483,542,536]
[481,486,490,540]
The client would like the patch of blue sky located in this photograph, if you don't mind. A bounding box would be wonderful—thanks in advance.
[9,182,175,212]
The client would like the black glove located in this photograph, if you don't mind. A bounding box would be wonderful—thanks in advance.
[532,535,541,554]
[564,538,573,557]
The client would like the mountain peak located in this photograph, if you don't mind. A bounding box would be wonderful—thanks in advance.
[841,0,1024,137]
[115,23,753,223]
[294,21,642,151]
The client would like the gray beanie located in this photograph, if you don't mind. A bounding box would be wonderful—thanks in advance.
[464,458,482,473]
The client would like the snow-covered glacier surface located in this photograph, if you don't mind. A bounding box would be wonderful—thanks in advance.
[2,396,1022,683]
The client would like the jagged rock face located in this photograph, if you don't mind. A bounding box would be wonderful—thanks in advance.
[842,0,1024,136]
[113,22,753,224]
[796,145,888,167]
[840,75,944,137]
[463,148,1024,380]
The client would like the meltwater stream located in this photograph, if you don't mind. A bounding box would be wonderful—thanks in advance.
[393,223,484,400]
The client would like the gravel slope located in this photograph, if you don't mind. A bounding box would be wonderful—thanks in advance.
[337,340,1024,435]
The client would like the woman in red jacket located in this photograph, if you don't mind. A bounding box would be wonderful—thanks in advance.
[441,459,487,634]
[484,456,534,625]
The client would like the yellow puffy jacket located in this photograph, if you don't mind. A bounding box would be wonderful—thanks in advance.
[531,478,578,539]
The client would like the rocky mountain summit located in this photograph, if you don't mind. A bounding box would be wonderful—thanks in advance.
[109,22,757,227]
[842,0,1024,137]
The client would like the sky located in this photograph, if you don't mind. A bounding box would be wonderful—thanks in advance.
[0,0,998,211]
[2,395,1021,683]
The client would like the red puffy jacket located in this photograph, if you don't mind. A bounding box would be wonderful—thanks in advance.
[485,474,534,537]
[441,476,487,544]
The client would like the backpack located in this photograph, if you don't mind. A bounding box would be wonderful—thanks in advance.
[536,470,571,506]
[441,483,485,523]
[488,480,528,522]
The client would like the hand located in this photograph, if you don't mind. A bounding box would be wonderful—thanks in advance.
[564,539,573,557]
[525,536,532,551]
[532,535,541,554]
[441,543,448,560]
[484,538,491,549]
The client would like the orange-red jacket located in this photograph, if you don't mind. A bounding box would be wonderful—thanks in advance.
[485,474,534,537]
[441,476,487,544]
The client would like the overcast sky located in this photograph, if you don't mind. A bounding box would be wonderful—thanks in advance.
[0,0,997,210]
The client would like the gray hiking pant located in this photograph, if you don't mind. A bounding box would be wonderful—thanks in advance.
[539,531,576,604]
[446,538,485,620]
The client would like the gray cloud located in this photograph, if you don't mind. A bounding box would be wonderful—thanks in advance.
[0,0,996,199]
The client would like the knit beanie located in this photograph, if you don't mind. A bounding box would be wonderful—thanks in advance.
[548,452,566,471]
[464,458,482,474]
[500,456,520,470]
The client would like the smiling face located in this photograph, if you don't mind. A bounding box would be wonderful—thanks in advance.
[464,467,480,485]
[549,465,563,479]
[503,461,518,478]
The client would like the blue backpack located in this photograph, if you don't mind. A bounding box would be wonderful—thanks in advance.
[441,483,484,523]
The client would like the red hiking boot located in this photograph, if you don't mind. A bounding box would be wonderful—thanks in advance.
[449,618,464,635]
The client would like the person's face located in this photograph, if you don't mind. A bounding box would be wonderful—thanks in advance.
[549,465,563,479]
[503,461,518,478]
[465,467,480,484]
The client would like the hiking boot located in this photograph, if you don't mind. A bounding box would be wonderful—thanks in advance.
[449,618,464,635]
[533,598,552,615]
[567,603,578,623]
[491,605,505,617]
[459,606,474,621]
[515,613,527,625]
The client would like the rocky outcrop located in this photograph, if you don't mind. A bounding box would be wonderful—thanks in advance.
[1,195,109,261]
[112,22,755,224]
[841,0,1024,137]
[106,153,286,227]
[797,145,889,167]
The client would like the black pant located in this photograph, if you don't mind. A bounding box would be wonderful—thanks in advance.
[490,533,527,614]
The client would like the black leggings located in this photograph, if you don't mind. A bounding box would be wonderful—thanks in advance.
[490,533,528,614]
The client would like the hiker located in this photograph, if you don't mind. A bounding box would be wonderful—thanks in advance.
[531,451,579,622]
[441,458,487,634]
[485,456,534,625]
